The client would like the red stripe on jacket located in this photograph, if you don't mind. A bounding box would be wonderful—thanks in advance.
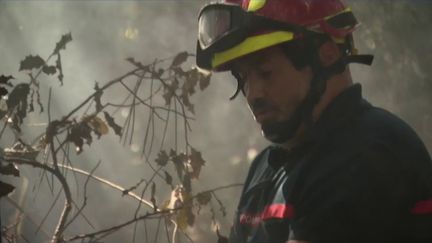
[411,199,432,215]
[239,203,294,226]
[262,203,294,220]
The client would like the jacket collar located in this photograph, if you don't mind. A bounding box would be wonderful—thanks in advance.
[268,84,367,168]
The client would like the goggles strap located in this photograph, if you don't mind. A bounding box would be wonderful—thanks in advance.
[230,70,243,100]
[301,52,374,130]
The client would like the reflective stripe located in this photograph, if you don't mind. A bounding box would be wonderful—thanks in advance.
[211,31,294,68]
[238,203,294,226]
[411,199,432,215]
[324,7,352,20]
[247,0,266,12]
[262,203,294,220]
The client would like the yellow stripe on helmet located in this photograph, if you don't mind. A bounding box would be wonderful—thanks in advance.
[211,31,294,69]
[324,7,352,20]
[247,0,267,12]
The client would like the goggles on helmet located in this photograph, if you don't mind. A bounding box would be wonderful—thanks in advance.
[197,3,313,70]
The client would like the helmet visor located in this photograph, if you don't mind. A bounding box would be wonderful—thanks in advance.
[198,8,232,49]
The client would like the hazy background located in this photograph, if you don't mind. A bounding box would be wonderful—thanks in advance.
[0,0,431,242]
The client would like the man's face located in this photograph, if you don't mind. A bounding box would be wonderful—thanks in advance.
[232,46,312,128]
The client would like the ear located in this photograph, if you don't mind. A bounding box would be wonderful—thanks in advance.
[318,41,341,67]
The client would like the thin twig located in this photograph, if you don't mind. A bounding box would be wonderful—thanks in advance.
[63,160,101,229]
[3,197,51,239]
[35,188,63,234]
[64,209,178,242]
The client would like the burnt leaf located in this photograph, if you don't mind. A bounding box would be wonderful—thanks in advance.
[103,111,122,137]
[151,68,164,79]
[125,57,149,72]
[150,182,157,212]
[53,32,73,55]
[0,180,15,198]
[164,171,173,187]
[94,82,103,112]
[182,173,192,193]
[0,110,6,120]
[0,163,20,177]
[176,207,189,230]
[199,72,211,91]
[162,78,178,105]
[67,121,93,154]
[183,72,198,96]
[19,55,45,71]
[172,66,187,77]
[216,227,229,243]
[122,178,145,196]
[0,87,7,99]
[171,150,187,180]
[155,150,169,166]
[36,89,43,113]
[85,115,109,138]
[7,83,30,130]
[56,53,64,85]
[45,120,64,144]
[196,191,212,206]
[170,51,189,67]
[189,147,205,179]
[186,206,195,226]
[175,190,195,230]
[181,93,194,114]
[0,75,14,86]
[28,89,34,113]
[7,83,30,109]
[42,65,57,75]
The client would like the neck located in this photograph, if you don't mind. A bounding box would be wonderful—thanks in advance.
[280,68,353,150]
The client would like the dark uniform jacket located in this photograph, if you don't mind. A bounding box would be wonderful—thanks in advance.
[229,84,432,243]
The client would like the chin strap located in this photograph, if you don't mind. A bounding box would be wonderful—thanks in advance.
[263,53,374,144]
[303,53,374,126]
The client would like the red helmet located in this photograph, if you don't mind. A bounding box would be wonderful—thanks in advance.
[197,0,360,71]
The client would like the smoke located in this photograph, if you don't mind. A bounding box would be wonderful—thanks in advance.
[0,1,431,242]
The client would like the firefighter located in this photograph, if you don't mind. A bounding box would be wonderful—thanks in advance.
[196,0,432,242]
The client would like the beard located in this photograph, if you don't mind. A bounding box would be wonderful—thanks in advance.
[260,102,305,144]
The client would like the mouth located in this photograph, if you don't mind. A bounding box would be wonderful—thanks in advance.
[254,109,276,123]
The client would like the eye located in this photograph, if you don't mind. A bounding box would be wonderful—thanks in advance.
[257,69,272,79]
